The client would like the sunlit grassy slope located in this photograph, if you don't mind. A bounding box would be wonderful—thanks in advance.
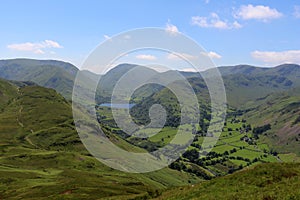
[155,162,300,200]
[0,79,201,200]
[241,87,300,156]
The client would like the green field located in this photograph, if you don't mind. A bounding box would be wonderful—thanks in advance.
[97,102,287,178]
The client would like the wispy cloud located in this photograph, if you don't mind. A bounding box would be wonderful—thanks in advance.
[7,40,63,54]
[251,50,300,64]
[180,67,198,72]
[103,35,111,40]
[293,6,300,18]
[235,4,283,21]
[167,51,221,60]
[165,21,180,35]
[201,51,222,59]
[167,53,197,61]
[191,13,242,29]
[136,54,157,61]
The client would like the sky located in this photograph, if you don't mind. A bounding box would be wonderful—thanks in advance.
[1,0,300,71]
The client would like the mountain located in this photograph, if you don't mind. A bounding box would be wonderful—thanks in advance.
[0,59,79,99]
[127,64,300,176]
[212,63,300,77]
[0,78,201,199]
[130,64,300,125]
[215,64,300,107]
[0,59,100,100]
[0,58,78,75]
[101,63,300,107]
[214,64,268,76]
[98,63,157,92]
[96,63,159,103]
[155,162,300,200]
[239,87,300,156]
[3,59,299,107]
[1,61,300,199]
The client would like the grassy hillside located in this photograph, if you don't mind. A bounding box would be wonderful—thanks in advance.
[122,65,300,178]
[0,59,78,75]
[239,87,300,157]
[0,79,202,199]
[1,61,300,199]
[0,59,98,100]
[97,63,159,104]
[2,59,299,107]
[0,79,18,109]
[155,162,300,200]
[130,63,300,112]
[201,63,300,107]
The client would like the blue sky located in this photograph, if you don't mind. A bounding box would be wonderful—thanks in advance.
[1,0,300,70]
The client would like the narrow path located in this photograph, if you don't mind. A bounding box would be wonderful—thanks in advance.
[25,129,38,148]
[17,106,24,127]
[15,88,38,148]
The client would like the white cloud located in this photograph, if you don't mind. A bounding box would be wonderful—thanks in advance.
[293,6,300,18]
[34,49,45,54]
[167,53,197,60]
[251,50,300,64]
[180,68,198,72]
[204,0,210,4]
[232,21,243,29]
[201,51,222,59]
[43,40,62,48]
[136,54,157,61]
[167,51,221,60]
[191,13,242,29]
[104,35,111,40]
[165,21,179,35]
[7,40,63,54]
[235,4,282,21]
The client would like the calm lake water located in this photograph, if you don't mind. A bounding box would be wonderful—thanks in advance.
[99,103,136,109]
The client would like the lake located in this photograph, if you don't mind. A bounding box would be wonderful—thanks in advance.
[99,103,136,109]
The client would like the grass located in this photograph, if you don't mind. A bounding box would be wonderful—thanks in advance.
[211,144,236,154]
[243,91,300,156]
[279,153,300,162]
[0,82,202,199]
[229,159,248,166]
[155,163,300,200]
[148,127,177,145]
[231,149,263,160]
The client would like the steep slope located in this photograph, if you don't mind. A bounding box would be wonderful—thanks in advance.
[129,63,300,109]
[0,59,78,99]
[214,64,300,107]
[155,162,300,200]
[216,64,268,76]
[241,87,300,156]
[0,58,78,76]
[2,60,299,107]
[0,59,98,100]
[97,63,159,103]
[0,79,18,109]
[0,79,201,199]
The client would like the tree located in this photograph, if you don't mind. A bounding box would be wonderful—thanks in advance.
[182,149,199,162]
